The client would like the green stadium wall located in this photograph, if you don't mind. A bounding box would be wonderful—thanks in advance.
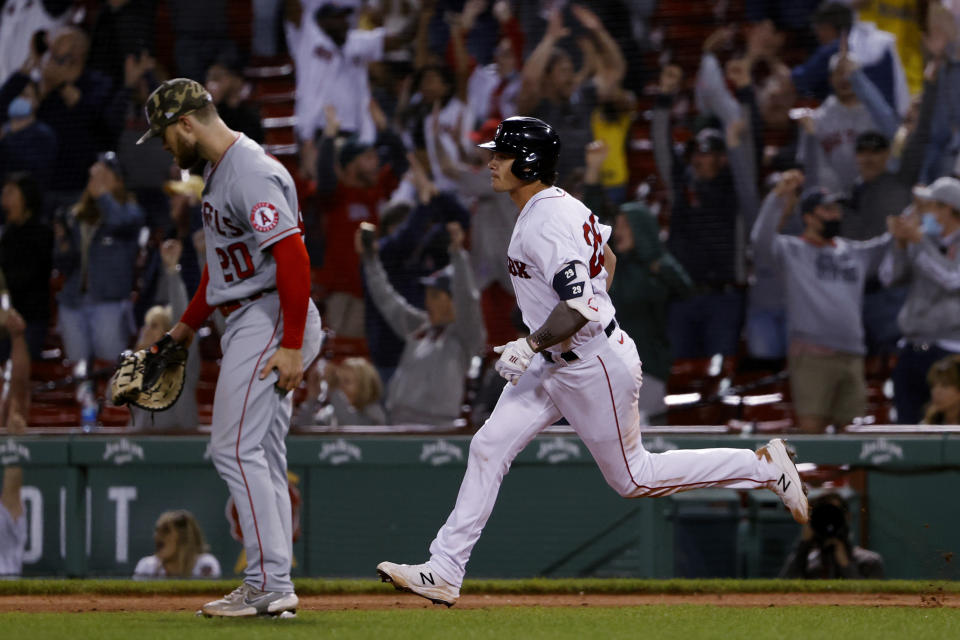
[1,434,957,580]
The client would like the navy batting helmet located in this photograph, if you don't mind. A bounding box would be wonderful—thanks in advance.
[478,116,561,183]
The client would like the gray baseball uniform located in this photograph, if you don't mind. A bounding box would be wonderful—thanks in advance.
[201,134,322,592]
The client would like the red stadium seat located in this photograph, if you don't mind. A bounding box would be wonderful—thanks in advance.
[28,405,80,428]
[198,403,214,425]
[99,405,131,427]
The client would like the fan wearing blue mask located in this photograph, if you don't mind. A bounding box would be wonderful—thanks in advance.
[0,82,57,191]
[881,176,960,423]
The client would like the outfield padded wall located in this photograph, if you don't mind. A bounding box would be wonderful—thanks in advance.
[0,434,957,579]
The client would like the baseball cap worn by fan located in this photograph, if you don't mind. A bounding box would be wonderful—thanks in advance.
[419,265,454,296]
[855,131,890,152]
[693,128,725,154]
[136,78,214,145]
[164,174,205,201]
[96,151,125,180]
[913,177,960,212]
[800,187,845,214]
[338,136,372,168]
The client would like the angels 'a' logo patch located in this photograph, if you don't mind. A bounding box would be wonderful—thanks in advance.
[250,202,280,232]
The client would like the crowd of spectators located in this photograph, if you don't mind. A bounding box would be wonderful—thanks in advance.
[0,0,959,433]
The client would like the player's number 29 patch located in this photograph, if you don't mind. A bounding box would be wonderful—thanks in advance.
[250,202,280,232]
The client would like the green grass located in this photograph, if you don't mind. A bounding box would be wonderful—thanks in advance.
[0,577,958,596]
[2,606,959,640]
[3,579,959,639]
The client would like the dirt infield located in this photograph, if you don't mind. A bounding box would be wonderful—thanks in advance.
[0,591,953,613]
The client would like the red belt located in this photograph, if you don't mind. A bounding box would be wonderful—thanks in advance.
[218,288,277,317]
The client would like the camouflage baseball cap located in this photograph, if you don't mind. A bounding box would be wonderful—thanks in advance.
[136,78,213,145]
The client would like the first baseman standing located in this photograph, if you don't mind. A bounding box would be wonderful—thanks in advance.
[138,79,322,617]
[377,117,810,606]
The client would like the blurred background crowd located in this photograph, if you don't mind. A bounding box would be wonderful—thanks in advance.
[1,0,960,436]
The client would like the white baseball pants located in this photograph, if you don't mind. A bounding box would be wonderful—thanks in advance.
[428,330,779,586]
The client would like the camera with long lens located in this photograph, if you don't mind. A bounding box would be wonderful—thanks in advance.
[809,498,849,544]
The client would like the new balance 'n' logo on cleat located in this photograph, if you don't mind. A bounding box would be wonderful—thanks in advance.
[376,561,460,607]
[777,473,791,493]
[757,438,810,524]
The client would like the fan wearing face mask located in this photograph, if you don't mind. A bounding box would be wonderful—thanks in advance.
[751,169,892,433]
[879,176,960,424]
[0,82,57,189]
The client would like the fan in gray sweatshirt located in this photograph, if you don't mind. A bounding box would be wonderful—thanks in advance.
[362,234,487,428]
[752,171,891,431]
[751,176,891,356]
[797,57,899,197]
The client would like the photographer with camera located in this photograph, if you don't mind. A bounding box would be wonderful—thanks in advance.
[779,492,884,579]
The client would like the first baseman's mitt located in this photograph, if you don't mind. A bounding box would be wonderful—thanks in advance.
[110,335,188,411]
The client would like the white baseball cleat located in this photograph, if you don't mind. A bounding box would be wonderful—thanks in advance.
[757,438,810,524]
[200,583,299,618]
[377,561,460,607]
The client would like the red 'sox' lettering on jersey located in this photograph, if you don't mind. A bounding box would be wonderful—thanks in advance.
[250,202,280,232]
[507,257,531,279]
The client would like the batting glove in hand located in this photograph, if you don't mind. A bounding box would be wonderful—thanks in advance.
[493,337,535,385]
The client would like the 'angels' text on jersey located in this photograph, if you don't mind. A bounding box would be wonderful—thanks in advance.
[202,202,244,238]
[200,134,304,305]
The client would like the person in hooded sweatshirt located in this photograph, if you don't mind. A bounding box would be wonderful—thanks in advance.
[608,201,693,423]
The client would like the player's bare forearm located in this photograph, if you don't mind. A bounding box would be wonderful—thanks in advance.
[526,303,589,353]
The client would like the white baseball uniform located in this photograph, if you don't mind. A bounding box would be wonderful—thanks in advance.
[426,186,783,586]
[424,96,473,195]
[0,500,26,576]
[200,134,322,592]
[292,22,384,143]
[0,0,68,84]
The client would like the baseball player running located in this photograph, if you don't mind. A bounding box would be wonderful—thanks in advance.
[137,79,322,617]
[377,117,809,606]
